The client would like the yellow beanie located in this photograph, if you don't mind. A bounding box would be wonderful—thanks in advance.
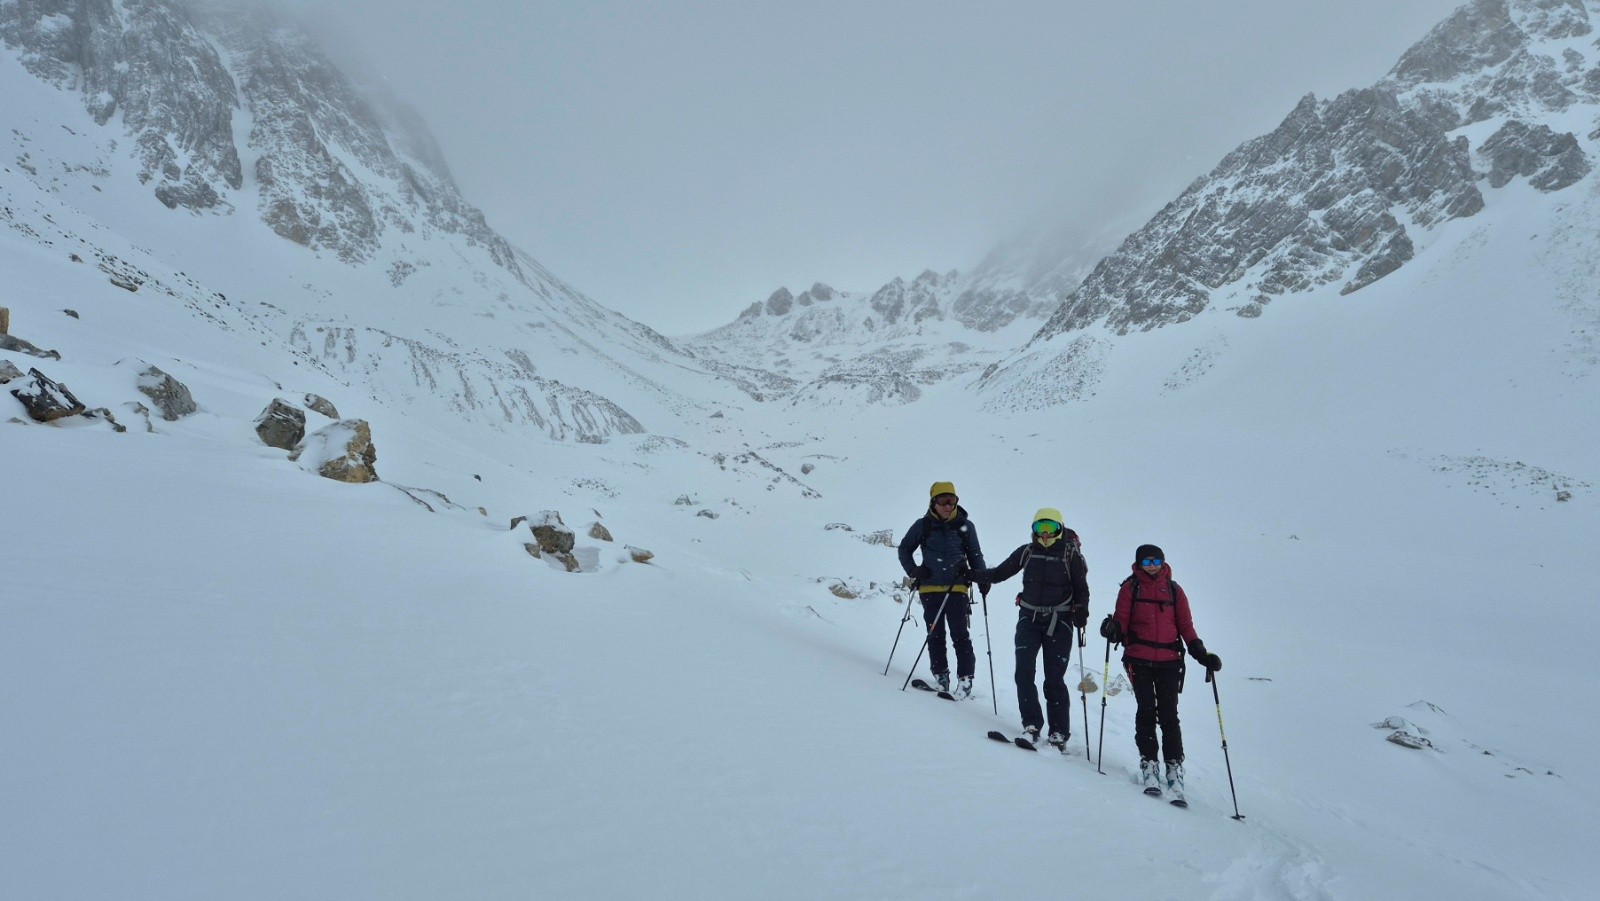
[1033,507,1063,526]
[929,481,957,499]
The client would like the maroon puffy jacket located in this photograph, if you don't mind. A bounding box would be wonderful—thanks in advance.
[1112,563,1199,667]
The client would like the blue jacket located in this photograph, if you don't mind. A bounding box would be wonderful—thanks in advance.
[899,505,986,595]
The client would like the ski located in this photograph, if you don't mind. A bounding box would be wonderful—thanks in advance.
[910,679,957,701]
[1170,798,1189,809]
[1144,786,1163,798]
[984,730,1037,751]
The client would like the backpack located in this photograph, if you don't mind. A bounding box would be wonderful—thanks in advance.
[1018,528,1082,571]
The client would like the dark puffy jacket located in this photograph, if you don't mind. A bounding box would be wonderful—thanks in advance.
[898,505,986,595]
[980,533,1089,610]
[1112,563,1200,667]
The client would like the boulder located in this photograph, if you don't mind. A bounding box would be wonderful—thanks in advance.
[801,462,815,474]
[587,522,614,542]
[860,529,896,547]
[136,365,197,421]
[84,407,127,433]
[290,419,379,483]
[255,399,306,450]
[528,510,575,556]
[828,581,858,600]
[303,393,340,419]
[9,368,85,422]
[0,334,61,360]
[0,360,23,383]
[626,545,655,564]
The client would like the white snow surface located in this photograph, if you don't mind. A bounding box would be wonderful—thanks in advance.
[4,26,1600,901]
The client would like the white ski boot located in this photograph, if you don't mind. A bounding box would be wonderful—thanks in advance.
[1047,732,1069,753]
[1140,759,1162,796]
[1165,760,1187,807]
[952,675,974,700]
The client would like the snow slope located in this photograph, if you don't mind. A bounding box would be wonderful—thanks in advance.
[5,166,1596,900]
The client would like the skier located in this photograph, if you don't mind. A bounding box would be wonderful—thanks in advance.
[1100,544,1222,805]
[976,508,1089,751]
[898,482,987,699]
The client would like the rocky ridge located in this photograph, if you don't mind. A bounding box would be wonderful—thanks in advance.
[0,0,755,442]
[1024,0,1599,347]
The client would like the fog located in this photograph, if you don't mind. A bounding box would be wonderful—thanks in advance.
[282,0,1466,334]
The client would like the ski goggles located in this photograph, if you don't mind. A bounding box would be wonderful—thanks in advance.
[1139,557,1164,567]
[1032,521,1062,536]
[933,497,958,508]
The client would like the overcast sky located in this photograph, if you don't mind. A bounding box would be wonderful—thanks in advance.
[285,0,1467,335]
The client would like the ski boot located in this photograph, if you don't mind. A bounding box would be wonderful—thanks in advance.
[1165,760,1187,807]
[1046,732,1069,753]
[933,672,951,693]
[1140,759,1162,797]
[952,675,974,700]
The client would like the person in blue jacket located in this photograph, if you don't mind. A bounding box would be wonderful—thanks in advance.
[898,481,987,698]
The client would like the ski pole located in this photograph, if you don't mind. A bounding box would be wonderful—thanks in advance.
[1096,634,1112,775]
[900,584,958,691]
[881,579,918,676]
[1208,668,1246,821]
[1077,626,1091,762]
[981,587,997,715]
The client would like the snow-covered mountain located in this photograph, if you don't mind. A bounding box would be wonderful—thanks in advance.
[0,0,757,444]
[680,223,1113,407]
[981,0,1600,409]
[4,2,1599,898]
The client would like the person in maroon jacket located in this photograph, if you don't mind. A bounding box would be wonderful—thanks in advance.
[1099,544,1222,803]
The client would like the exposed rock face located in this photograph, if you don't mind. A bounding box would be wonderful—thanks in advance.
[0,360,23,383]
[290,419,379,483]
[0,0,242,211]
[135,366,197,421]
[254,399,306,450]
[1480,119,1591,188]
[1022,0,1597,347]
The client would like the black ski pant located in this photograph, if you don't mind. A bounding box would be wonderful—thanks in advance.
[1014,613,1073,735]
[1127,662,1184,763]
[920,594,975,679]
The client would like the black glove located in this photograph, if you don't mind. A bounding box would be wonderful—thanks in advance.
[1068,604,1088,629]
[913,564,930,580]
[976,580,992,596]
[1099,615,1122,644]
[1188,640,1220,671]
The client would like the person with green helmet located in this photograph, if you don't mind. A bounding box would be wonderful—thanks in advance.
[975,508,1090,751]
